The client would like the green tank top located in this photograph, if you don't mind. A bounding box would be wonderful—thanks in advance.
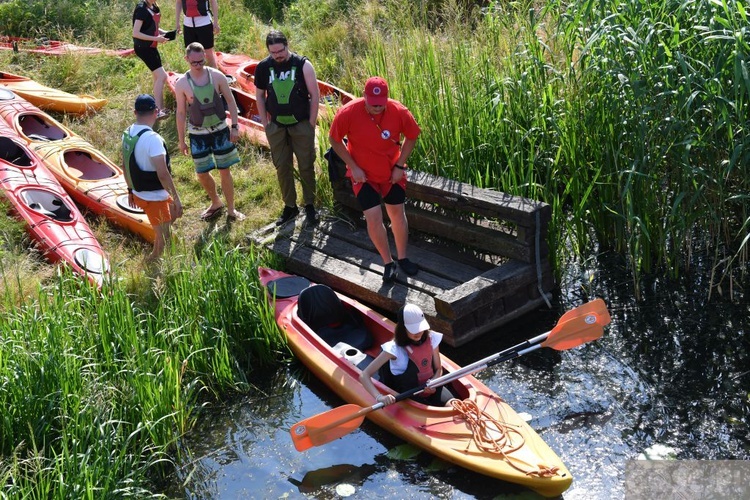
[187,71,226,129]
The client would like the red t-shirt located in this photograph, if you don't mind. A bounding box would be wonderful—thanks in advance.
[329,97,421,183]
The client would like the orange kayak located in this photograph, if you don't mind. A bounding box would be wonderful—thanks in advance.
[0,36,135,57]
[0,71,107,115]
[0,90,154,242]
[0,114,108,285]
[259,267,573,497]
[166,71,268,149]
[216,51,354,118]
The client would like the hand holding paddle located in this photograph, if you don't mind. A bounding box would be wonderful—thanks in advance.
[289,299,611,452]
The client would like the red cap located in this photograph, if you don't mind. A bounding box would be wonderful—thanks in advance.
[364,76,389,106]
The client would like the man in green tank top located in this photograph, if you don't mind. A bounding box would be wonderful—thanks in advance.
[174,42,245,221]
[255,30,319,227]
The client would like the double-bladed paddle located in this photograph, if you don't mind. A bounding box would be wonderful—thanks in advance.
[289,298,611,451]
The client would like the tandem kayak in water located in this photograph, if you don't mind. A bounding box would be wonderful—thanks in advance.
[0,89,154,242]
[259,267,588,498]
[0,70,107,115]
[0,117,108,285]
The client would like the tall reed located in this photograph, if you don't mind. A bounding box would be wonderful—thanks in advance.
[0,242,285,497]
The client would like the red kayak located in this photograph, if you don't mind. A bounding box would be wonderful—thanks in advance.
[165,71,268,149]
[0,117,108,285]
[0,89,155,242]
[216,51,355,118]
[0,35,134,57]
[260,267,580,497]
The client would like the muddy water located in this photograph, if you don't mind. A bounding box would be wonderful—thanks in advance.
[172,254,749,499]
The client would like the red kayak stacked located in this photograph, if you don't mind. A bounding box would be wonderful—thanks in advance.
[0,113,108,285]
[0,35,134,57]
[0,89,155,242]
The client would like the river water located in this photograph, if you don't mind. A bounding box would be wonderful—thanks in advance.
[172,253,749,499]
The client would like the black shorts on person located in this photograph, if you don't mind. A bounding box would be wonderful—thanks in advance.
[183,23,214,50]
[134,46,163,72]
[356,183,406,211]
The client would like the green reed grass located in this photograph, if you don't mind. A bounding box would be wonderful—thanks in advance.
[0,242,285,497]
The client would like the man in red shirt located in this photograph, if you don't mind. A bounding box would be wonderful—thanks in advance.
[329,77,421,282]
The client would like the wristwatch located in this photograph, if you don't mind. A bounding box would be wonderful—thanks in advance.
[231,124,238,129]
[394,164,406,170]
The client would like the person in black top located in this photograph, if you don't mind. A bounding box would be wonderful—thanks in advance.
[132,0,173,117]
[254,30,320,226]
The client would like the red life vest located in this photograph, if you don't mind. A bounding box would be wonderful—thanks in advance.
[182,0,209,17]
[406,340,434,385]
[150,9,161,48]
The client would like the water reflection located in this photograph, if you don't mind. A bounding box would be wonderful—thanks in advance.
[173,253,749,499]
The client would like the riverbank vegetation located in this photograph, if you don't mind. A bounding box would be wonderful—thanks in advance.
[1,0,748,496]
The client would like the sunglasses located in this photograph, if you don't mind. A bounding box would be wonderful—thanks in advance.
[189,59,205,67]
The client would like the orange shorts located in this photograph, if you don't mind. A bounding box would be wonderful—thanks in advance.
[132,195,174,225]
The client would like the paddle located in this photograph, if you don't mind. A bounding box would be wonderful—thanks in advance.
[289,299,611,451]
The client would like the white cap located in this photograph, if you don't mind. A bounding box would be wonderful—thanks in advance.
[403,304,430,334]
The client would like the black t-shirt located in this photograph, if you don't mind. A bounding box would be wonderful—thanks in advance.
[132,1,160,49]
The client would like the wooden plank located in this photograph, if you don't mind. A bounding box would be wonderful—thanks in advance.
[434,259,553,319]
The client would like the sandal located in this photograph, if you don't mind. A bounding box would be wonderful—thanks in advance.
[227,211,246,222]
[200,205,224,221]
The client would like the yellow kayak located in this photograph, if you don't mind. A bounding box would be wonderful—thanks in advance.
[0,70,107,115]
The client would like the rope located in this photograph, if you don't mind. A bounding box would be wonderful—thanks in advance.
[450,398,560,478]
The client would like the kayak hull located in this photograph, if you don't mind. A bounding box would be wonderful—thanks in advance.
[0,71,107,115]
[259,267,572,497]
[0,36,134,57]
[166,71,268,149]
[0,121,108,285]
[0,90,154,242]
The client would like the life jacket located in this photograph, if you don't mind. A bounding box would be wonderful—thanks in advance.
[186,71,226,129]
[264,53,311,126]
[122,127,170,192]
[378,340,435,393]
[182,0,210,17]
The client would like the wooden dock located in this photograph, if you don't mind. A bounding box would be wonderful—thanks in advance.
[250,170,554,347]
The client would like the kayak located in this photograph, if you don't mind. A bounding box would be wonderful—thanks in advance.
[0,35,135,57]
[0,89,154,242]
[259,267,573,497]
[215,51,355,117]
[0,71,107,115]
[165,71,268,149]
[0,118,108,285]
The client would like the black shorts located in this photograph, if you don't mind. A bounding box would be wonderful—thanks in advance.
[183,23,214,50]
[134,46,162,72]
[356,183,406,211]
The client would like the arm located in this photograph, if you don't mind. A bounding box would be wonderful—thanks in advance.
[329,135,366,183]
[390,136,418,184]
[359,351,396,405]
[302,60,319,127]
[215,69,239,142]
[132,19,167,43]
[175,80,190,155]
[210,0,220,34]
[153,154,183,219]
[174,0,182,33]
[255,87,268,126]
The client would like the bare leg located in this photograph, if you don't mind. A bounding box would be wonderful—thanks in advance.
[146,222,169,262]
[205,48,217,69]
[363,205,393,264]
[197,171,223,210]
[385,203,409,259]
[152,67,168,110]
[218,168,240,215]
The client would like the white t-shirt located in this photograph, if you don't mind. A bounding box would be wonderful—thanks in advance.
[126,124,169,201]
[380,331,443,375]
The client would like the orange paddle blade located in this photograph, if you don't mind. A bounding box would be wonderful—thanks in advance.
[290,404,368,451]
[542,299,611,350]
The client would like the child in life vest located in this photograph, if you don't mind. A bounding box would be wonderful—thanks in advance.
[360,304,455,406]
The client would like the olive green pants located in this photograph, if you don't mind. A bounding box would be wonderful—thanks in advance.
[265,120,317,207]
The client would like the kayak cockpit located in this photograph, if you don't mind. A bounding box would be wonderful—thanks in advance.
[63,150,117,180]
[17,113,67,141]
[21,188,74,222]
[0,136,32,167]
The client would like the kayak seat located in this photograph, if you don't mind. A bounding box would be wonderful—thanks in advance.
[19,115,66,141]
[298,284,373,352]
[25,192,73,222]
[63,151,116,180]
[0,137,32,166]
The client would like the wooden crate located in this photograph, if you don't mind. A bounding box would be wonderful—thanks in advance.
[251,170,553,347]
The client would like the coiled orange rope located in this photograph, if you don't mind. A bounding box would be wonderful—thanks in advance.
[450,398,560,478]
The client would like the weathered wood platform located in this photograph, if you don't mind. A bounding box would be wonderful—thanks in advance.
[250,170,554,347]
